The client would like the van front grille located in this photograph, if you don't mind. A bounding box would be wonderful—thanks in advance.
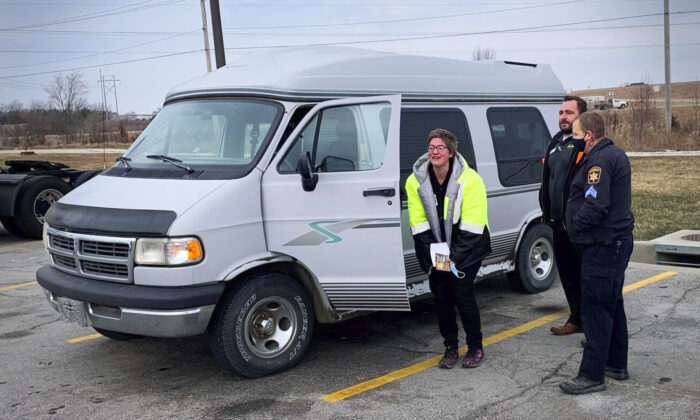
[46,228,134,283]
[52,253,77,269]
[49,234,75,252]
[81,261,129,278]
[81,240,129,258]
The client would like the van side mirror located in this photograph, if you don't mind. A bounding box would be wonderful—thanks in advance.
[297,152,318,192]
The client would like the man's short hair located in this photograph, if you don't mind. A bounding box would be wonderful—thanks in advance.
[563,95,587,114]
[428,128,458,153]
[577,112,605,139]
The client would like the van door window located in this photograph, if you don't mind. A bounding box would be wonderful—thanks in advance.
[486,107,551,186]
[278,102,390,173]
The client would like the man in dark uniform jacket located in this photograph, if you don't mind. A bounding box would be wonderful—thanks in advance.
[540,95,586,336]
[559,112,635,395]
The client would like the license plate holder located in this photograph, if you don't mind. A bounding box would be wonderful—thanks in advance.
[56,296,89,327]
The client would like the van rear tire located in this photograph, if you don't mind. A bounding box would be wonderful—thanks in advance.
[509,223,556,294]
[208,273,314,378]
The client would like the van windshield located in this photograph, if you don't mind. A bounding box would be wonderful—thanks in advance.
[122,99,282,176]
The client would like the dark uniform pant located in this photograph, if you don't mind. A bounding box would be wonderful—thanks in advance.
[552,221,583,327]
[429,260,482,350]
[578,233,633,382]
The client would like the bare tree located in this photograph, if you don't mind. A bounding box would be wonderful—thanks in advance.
[472,46,496,61]
[45,71,87,140]
[5,100,24,124]
[629,74,658,139]
[25,100,49,149]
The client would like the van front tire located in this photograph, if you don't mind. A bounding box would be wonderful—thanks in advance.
[209,273,314,378]
[509,223,556,294]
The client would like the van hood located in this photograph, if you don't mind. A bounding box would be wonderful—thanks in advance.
[61,175,228,215]
[45,175,229,236]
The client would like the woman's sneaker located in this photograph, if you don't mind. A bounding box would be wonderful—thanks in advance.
[439,346,460,369]
[462,348,485,368]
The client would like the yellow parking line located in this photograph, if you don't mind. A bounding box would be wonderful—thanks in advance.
[321,270,678,402]
[0,281,37,292]
[67,333,102,344]
[623,271,677,293]
[0,241,42,252]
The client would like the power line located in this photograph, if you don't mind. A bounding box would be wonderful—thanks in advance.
[0,49,204,79]
[221,0,582,30]
[0,30,200,70]
[1,11,698,79]
[1,29,196,36]
[0,0,187,32]
[1,1,579,36]
[2,20,698,40]
[220,10,700,50]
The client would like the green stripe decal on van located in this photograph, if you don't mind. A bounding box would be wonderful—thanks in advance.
[283,218,400,246]
[309,221,343,244]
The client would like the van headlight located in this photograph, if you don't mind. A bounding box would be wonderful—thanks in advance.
[134,237,203,266]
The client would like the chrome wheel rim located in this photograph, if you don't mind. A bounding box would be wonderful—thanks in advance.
[33,188,63,224]
[244,296,297,359]
[528,237,554,282]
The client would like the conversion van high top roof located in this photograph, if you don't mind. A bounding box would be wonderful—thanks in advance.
[38,46,565,378]
[166,46,563,102]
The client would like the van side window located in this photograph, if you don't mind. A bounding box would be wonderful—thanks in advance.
[486,107,551,186]
[279,102,390,173]
[399,108,474,199]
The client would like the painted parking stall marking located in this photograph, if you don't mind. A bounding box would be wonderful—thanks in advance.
[321,270,678,402]
[0,281,37,292]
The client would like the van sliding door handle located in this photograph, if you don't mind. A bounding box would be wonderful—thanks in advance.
[363,187,395,197]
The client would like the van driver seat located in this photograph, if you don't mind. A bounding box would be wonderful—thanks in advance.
[326,118,359,169]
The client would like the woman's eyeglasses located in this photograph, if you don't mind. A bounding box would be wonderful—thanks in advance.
[428,145,449,152]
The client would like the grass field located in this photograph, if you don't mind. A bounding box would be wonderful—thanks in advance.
[629,156,700,240]
[1,154,697,241]
[0,152,122,170]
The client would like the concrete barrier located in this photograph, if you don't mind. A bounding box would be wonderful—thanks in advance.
[631,240,657,264]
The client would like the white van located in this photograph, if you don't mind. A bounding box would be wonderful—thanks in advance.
[37,47,563,377]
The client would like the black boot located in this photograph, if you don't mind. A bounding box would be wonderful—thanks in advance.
[559,376,605,394]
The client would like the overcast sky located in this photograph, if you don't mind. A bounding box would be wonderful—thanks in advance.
[1,0,698,114]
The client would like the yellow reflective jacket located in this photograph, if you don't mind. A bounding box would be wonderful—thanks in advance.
[406,153,491,274]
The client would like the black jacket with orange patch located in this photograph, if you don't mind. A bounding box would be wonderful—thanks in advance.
[539,131,585,225]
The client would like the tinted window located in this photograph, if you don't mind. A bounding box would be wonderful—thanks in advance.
[399,108,475,197]
[487,107,551,186]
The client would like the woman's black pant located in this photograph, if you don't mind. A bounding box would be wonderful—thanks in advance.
[429,260,483,350]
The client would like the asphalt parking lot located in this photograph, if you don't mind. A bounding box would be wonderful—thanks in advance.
[1,226,698,419]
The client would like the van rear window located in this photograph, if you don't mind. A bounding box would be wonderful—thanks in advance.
[486,107,550,187]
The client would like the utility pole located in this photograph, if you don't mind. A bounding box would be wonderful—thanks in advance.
[98,74,120,120]
[98,70,107,139]
[98,70,108,168]
[664,0,672,131]
[210,0,226,68]
[200,0,212,72]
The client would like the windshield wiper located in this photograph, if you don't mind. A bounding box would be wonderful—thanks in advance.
[146,155,193,172]
[116,156,131,169]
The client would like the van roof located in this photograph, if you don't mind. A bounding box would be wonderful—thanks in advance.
[165,46,564,103]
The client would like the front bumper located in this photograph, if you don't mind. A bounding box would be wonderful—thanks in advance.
[37,265,225,337]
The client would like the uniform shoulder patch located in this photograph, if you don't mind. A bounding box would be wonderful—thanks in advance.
[588,166,602,184]
[566,143,575,149]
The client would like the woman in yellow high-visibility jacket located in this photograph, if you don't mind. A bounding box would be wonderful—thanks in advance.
[405,128,491,369]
